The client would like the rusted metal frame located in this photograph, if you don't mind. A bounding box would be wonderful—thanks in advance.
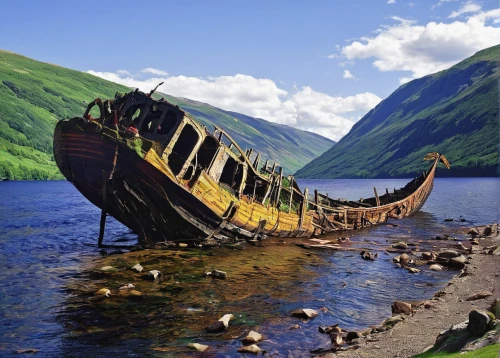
[252,152,261,170]
[98,170,108,247]
[152,106,169,134]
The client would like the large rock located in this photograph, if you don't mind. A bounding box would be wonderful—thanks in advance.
[468,310,494,337]
[465,291,493,301]
[489,298,500,319]
[448,255,467,269]
[391,301,413,315]
[188,343,209,352]
[483,226,492,236]
[346,331,361,342]
[422,252,436,261]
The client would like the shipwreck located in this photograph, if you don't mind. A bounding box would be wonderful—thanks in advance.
[53,88,450,247]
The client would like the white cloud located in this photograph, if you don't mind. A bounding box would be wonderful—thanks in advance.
[116,69,131,76]
[338,8,500,80]
[343,69,355,79]
[86,70,381,141]
[431,0,458,10]
[449,1,481,18]
[399,77,413,84]
[141,67,169,76]
[387,0,396,4]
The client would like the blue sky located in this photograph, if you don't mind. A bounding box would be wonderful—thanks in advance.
[1,0,499,140]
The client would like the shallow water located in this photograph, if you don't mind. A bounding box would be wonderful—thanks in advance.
[0,178,498,356]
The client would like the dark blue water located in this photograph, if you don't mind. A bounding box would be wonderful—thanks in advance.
[0,178,498,356]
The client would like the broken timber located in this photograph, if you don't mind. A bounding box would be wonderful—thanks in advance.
[53,87,450,247]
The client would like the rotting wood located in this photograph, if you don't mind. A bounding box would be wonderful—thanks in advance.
[53,87,450,247]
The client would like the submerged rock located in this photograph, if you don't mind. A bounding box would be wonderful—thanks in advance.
[291,308,319,319]
[422,252,437,261]
[206,314,233,333]
[188,343,209,352]
[242,330,263,345]
[95,288,111,297]
[360,251,377,261]
[429,264,443,271]
[206,270,227,279]
[237,345,261,354]
[406,267,420,273]
[392,242,408,250]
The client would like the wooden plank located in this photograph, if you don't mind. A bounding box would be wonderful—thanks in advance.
[374,187,380,207]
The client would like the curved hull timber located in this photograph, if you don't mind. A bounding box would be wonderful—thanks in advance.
[53,89,449,247]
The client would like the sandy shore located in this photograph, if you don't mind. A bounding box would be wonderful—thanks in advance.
[324,225,500,358]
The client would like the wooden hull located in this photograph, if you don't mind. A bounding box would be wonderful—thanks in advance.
[53,90,447,247]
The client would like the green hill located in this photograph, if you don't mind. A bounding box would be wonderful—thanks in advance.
[0,50,334,180]
[295,45,500,179]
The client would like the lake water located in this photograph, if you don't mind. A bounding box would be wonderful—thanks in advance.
[0,178,498,356]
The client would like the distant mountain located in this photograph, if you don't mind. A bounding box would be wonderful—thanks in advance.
[0,50,334,180]
[296,45,500,179]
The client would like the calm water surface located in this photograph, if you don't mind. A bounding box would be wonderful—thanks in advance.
[0,178,498,356]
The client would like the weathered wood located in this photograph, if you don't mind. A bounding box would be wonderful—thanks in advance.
[273,167,283,207]
[374,187,380,206]
[252,152,261,169]
[98,171,108,247]
[288,176,294,213]
[299,188,308,230]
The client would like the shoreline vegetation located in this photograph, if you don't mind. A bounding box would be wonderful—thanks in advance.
[50,222,500,357]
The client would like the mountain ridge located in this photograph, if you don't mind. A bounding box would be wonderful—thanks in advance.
[295,45,500,179]
[0,50,333,179]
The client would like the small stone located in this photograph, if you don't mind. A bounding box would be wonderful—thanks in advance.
[468,310,494,337]
[16,349,40,354]
[218,314,233,327]
[392,242,408,250]
[119,283,135,290]
[178,243,188,247]
[291,308,318,319]
[384,315,404,326]
[438,249,461,259]
[95,288,111,297]
[465,291,493,301]
[205,321,226,333]
[206,270,227,279]
[131,263,143,273]
[360,251,377,260]
[449,256,467,269]
[346,331,361,341]
[237,345,261,354]
[488,298,500,319]
[148,270,161,280]
[422,252,436,260]
[424,301,434,309]
[242,331,263,345]
[330,333,343,345]
[128,290,142,297]
[399,253,410,266]
[350,338,361,345]
[392,301,413,315]
[483,226,492,236]
[188,343,209,352]
[468,228,479,237]
[290,324,300,329]
[444,218,454,222]
[429,264,443,271]
[100,266,118,272]
[406,267,420,273]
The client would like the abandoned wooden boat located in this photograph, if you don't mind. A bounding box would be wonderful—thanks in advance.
[53,88,450,247]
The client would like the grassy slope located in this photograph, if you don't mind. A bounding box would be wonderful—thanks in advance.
[295,45,500,178]
[0,50,333,179]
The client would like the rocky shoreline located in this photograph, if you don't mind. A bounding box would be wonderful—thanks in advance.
[316,224,500,358]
